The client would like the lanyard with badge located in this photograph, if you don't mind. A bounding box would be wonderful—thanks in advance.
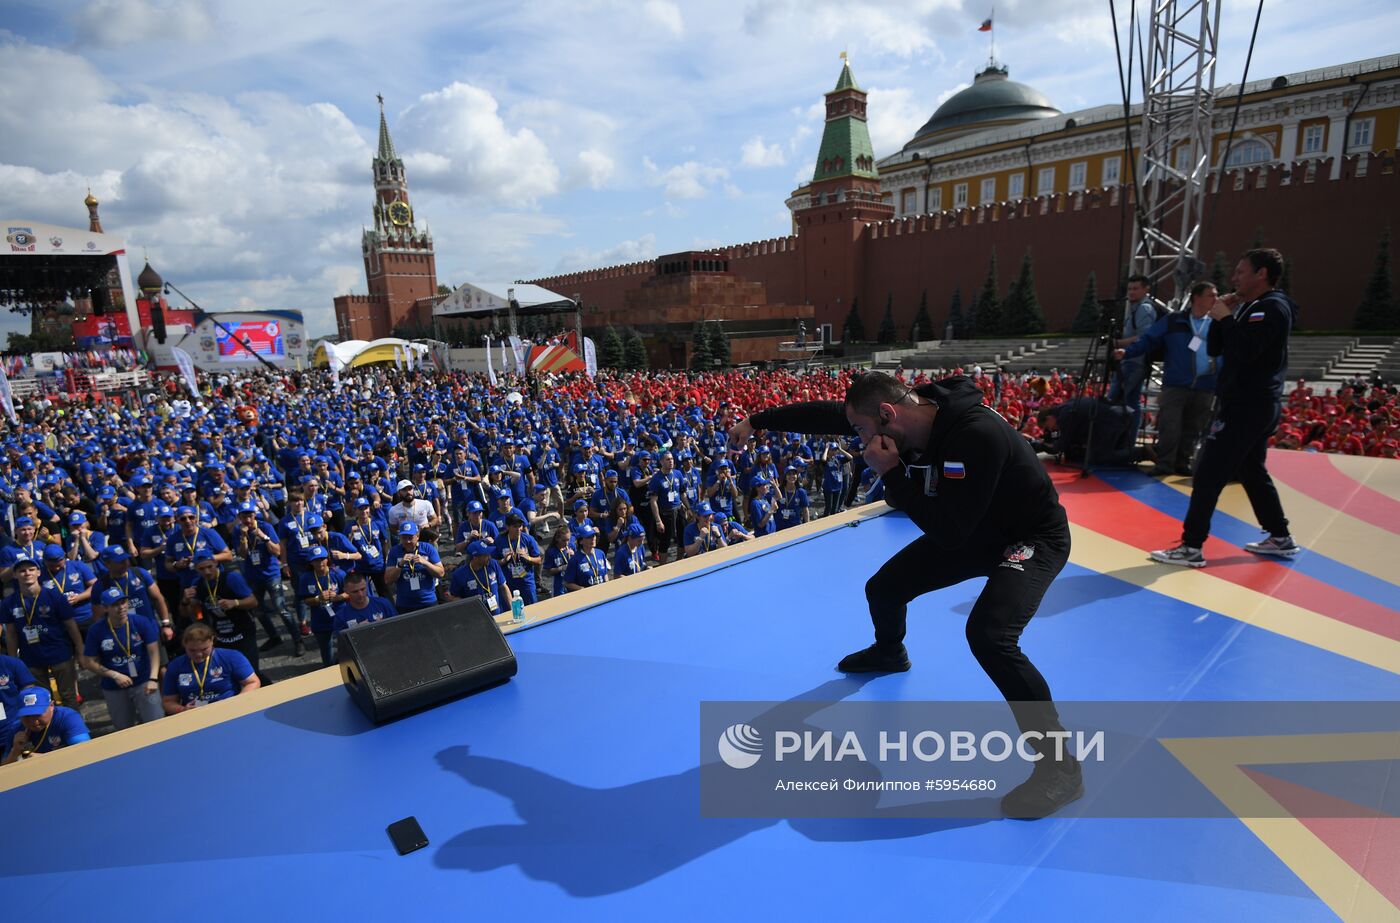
[402,551,422,591]
[109,617,139,676]
[312,569,336,615]
[190,654,212,705]
[19,591,41,646]
[506,535,528,578]
[469,564,497,610]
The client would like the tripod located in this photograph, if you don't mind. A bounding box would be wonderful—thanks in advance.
[1068,303,1121,478]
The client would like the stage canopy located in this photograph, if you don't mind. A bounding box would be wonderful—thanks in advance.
[312,337,429,369]
[432,281,575,319]
[0,220,142,336]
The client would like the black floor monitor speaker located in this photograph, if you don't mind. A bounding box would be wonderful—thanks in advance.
[338,597,517,723]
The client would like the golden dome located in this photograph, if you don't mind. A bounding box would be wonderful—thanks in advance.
[84,190,99,207]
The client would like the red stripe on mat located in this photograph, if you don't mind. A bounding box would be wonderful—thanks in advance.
[1051,469,1400,643]
[1268,451,1400,536]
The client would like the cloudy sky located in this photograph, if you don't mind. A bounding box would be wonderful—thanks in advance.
[2,0,1395,338]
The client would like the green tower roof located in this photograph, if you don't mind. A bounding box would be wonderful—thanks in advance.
[812,61,877,183]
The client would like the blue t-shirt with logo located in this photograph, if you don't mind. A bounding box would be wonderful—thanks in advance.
[330,596,398,635]
[294,566,347,633]
[96,566,159,622]
[4,588,78,667]
[0,653,37,722]
[40,560,96,625]
[232,522,283,585]
[83,614,161,691]
[562,546,609,588]
[448,558,510,614]
[0,706,90,755]
[385,543,440,611]
[162,648,254,708]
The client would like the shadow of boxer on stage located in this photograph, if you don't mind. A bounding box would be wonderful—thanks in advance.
[433,677,996,896]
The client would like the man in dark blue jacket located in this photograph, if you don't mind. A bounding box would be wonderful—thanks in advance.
[1152,249,1301,567]
[729,372,1079,819]
[1117,280,1221,476]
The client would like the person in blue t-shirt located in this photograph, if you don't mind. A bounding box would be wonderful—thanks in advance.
[182,550,261,674]
[453,500,499,554]
[385,522,444,613]
[295,545,347,667]
[647,451,685,563]
[0,516,43,587]
[773,467,811,532]
[0,652,37,723]
[448,542,511,615]
[96,545,173,638]
[820,440,854,516]
[714,511,751,545]
[80,587,163,729]
[161,622,259,714]
[345,497,390,596]
[3,559,83,707]
[683,503,728,557]
[39,543,97,630]
[232,502,299,657]
[747,476,777,536]
[0,685,90,765]
[613,522,649,576]
[493,512,541,604]
[542,524,574,599]
[330,572,397,639]
[563,524,610,590]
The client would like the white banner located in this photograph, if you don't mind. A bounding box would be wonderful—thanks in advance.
[0,368,17,424]
[328,352,344,391]
[171,347,199,396]
[584,336,597,378]
[483,336,498,387]
[508,335,527,375]
[500,340,510,374]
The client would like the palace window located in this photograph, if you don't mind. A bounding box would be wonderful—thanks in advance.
[953,182,968,208]
[1101,156,1121,186]
[979,177,996,204]
[1068,161,1087,191]
[1007,172,1025,199]
[1036,166,1055,195]
[1302,124,1324,154]
[1349,117,1374,151]
[1223,139,1270,168]
[902,189,916,214]
[930,187,943,211]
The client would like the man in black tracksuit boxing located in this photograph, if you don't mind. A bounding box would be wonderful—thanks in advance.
[728,372,1081,818]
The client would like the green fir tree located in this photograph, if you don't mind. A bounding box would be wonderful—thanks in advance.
[706,321,731,367]
[842,298,865,342]
[624,328,649,369]
[911,290,933,342]
[973,248,1001,337]
[1355,228,1400,330]
[877,293,898,345]
[946,286,963,338]
[690,322,713,370]
[600,325,625,368]
[1070,272,1101,334]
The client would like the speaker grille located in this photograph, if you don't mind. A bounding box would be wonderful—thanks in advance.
[352,600,512,697]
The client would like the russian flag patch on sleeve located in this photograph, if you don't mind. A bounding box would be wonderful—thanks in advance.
[944,461,966,479]
[1248,311,1266,322]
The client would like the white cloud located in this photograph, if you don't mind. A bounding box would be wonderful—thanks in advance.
[643,0,685,37]
[643,156,729,199]
[865,85,930,156]
[575,149,616,189]
[397,82,560,206]
[740,135,787,167]
[553,233,657,273]
[71,0,216,48]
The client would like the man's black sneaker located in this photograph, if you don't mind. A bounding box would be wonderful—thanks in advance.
[836,643,911,673]
[1001,753,1084,820]
[259,636,284,653]
[293,638,306,657]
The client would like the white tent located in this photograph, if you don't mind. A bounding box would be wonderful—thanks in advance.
[432,281,575,319]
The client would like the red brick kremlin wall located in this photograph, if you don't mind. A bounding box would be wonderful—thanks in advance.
[530,152,1399,341]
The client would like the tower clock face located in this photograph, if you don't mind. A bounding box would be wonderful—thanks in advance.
[388,201,412,226]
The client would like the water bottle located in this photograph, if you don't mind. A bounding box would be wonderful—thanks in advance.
[510,590,525,624]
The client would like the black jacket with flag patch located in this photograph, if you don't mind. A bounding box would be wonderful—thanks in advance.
[748,376,1067,552]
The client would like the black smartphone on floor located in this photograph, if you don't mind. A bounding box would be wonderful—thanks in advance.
[387,816,429,855]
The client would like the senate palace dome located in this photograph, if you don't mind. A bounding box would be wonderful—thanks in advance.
[904,63,1061,150]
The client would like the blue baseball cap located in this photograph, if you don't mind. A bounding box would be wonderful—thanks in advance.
[466,501,484,513]
[714,512,729,523]
[305,513,325,529]
[605,469,618,478]
[695,502,714,516]
[625,522,646,538]
[236,500,257,514]
[573,499,589,510]
[353,497,370,509]
[42,543,66,562]
[306,545,329,561]
[192,549,216,564]
[575,523,598,538]
[467,540,491,556]
[16,686,52,718]
[68,511,87,526]
[398,521,419,536]
[751,476,770,487]
[99,586,127,606]
[13,516,33,527]
[175,505,197,517]
[157,504,174,517]
[532,483,548,494]
[100,545,130,562]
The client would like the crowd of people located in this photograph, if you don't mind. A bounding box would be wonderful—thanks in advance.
[0,364,900,756]
[3,332,1396,758]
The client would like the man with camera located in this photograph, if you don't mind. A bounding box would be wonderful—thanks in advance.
[1109,274,1158,437]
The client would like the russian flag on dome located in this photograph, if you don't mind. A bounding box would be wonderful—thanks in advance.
[978,16,993,32]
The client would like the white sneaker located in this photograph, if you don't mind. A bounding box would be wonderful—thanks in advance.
[1150,544,1206,568]
[1244,534,1300,558]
